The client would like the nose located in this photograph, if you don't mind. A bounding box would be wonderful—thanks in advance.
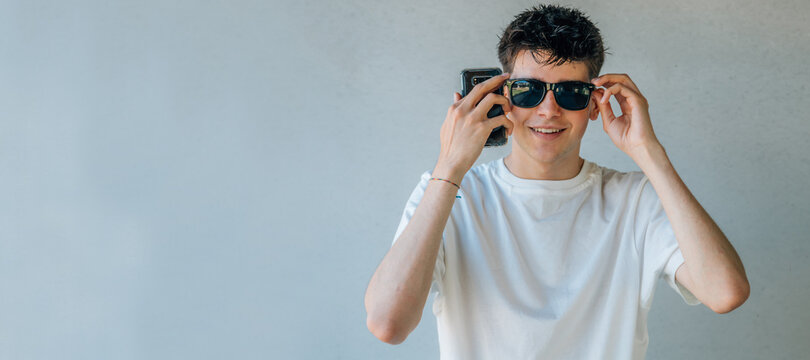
[535,89,561,118]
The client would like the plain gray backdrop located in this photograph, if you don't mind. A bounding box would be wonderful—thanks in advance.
[1,0,808,359]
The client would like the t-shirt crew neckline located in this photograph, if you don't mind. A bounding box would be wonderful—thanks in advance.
[495,156,597,194]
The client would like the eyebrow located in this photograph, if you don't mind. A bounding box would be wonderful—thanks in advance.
[511,77,589,83]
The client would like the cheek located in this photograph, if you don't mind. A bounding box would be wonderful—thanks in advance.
[510,109,533,127]
[570,116,591,134]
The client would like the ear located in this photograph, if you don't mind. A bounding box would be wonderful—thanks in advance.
[588,97,600,121]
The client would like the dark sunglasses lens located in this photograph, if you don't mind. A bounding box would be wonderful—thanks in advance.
[510,80,544,108]
[555,83,592,110]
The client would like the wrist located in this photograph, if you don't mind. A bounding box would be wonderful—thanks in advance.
[631,141,668,170]
[431,163,466,186]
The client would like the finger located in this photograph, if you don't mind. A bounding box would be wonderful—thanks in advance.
[592,87,603,103]
[599,85,634,120]
[606,84,635,116]
[484,114,514,137]
[454,92,462,102]
[594,89,617,125]
[591,73,641,94]
[467,72,510,106]
[505,112,516,135]
[599,83,644,111]
[471,92,512,120]
[601,84,630,110]
[600,83,632,107]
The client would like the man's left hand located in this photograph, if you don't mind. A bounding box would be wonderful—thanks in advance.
[591,74,661,160]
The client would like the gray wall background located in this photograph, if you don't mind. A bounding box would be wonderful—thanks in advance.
[1,0,808,359]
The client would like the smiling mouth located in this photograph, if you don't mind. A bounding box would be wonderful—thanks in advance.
[530,127,566,134]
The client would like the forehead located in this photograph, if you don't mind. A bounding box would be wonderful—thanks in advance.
[511,50,590,83]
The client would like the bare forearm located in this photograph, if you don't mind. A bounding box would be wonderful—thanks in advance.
[365,166,461,344]
[634,144,749,308]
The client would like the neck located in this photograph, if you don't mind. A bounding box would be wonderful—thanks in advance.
[504,152,585,180]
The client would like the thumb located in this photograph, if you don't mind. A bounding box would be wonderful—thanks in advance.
[453,92,461,102]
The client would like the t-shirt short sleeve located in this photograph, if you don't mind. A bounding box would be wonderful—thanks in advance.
[391,170,447,296]
[636,176,701,306]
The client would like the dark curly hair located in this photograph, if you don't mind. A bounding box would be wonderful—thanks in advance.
[497,4,607,80]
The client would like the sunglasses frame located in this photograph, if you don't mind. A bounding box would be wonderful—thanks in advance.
[504,79,596,110]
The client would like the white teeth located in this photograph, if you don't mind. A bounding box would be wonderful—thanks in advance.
[532,128,564,134]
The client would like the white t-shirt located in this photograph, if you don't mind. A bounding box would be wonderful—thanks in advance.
[392,157,701,360]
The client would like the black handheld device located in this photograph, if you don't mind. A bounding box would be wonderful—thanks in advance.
[460,67,508,147]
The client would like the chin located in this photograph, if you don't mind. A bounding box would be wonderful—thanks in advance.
[531,153,563,164]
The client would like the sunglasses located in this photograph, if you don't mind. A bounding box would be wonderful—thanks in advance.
[504,79,596,111]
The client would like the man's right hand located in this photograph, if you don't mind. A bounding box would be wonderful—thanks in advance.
[435,72,514,183]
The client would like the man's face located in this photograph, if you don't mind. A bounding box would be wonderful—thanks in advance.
[506,50,599,167]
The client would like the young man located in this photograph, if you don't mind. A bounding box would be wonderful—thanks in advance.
[365,4,749,359]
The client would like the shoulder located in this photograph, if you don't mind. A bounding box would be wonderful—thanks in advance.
[466,159,500,180]
[416,160,503,187]
[415,159,506,200]
[590,162,651,199]
[460,158,505,192]
[593,163,667,219]
[598,164,644,187]
[412,160,500,192]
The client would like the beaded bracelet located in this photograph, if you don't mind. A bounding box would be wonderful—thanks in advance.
[430,177,460,189]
